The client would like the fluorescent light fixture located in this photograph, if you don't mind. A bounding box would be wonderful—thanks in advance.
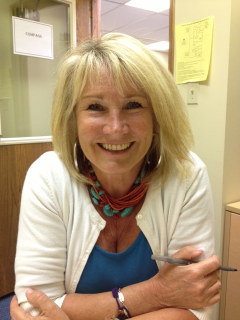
[146,41,169,52]
[125,0,170,13]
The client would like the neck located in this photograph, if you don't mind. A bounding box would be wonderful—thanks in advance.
[91,166,142,199]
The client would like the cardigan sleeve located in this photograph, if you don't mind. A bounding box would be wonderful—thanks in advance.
[166,153,215,261]
[165,153,215,320]
[14,152,69,315]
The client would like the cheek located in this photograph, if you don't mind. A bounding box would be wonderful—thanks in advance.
[76,117,101,149]
[137,117,153,138]
[77,115,94,135]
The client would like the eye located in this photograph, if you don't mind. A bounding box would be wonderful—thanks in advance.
[126,101,142,109]
[87,103,102,111]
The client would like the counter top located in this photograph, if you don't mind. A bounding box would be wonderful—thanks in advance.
[226,201,240,214]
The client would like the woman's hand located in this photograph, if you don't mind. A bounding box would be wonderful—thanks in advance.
[10,289,70,320]
[151,246,221,310]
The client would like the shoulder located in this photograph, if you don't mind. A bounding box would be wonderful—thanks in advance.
[27,151,69,178]
[24,151,78,193]
[187,152,210,185]
[155,152,209,196]
[189,151,206,169]
[29,151,64,169]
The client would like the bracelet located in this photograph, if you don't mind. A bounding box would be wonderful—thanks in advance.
[118,289,131,318]
[111,287,131,319]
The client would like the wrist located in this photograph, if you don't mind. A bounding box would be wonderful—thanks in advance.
[120,278,165,317]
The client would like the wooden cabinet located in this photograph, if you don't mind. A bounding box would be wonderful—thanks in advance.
[220,202,240,320]
[0,143,52,297]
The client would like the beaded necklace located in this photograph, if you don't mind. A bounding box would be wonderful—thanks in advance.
[85,160,149,218]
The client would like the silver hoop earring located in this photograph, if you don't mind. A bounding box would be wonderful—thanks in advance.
[73,142,79,170]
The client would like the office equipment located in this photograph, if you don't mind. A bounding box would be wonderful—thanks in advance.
[220,201,240,320]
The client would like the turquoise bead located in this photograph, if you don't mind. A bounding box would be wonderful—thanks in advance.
[92,197,99,205]
[90,187,99,200]
[95,181,101,187]
[104,204,111,210]
[99,190,105,196]
[134,176,140,184]
[121,206,133,217]
[141,168,146,178]
[103,206,114,217]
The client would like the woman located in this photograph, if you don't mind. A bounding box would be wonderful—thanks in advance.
[13,33,220,320]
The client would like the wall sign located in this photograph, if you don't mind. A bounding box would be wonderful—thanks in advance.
[175,16,214,84]
[12,16,53,59]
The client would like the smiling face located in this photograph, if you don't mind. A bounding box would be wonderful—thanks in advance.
[75,71,154,185]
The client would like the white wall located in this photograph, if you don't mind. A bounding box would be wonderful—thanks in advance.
[175,1,240,319]
[155,51,168,68]
[222,0,240,205]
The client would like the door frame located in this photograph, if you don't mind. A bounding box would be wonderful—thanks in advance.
[76,0,175,73]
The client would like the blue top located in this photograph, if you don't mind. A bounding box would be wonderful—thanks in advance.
[76,231,158,294]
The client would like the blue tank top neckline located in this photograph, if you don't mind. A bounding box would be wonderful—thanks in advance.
[76,231,158,294]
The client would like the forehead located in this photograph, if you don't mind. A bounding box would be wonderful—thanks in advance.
[82,69,143,98]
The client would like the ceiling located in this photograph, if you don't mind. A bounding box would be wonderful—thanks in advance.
[100,0,169,46]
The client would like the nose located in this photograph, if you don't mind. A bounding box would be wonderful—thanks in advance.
[103,109,128,135]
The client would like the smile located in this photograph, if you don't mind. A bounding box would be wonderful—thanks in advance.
[100,143,132,151]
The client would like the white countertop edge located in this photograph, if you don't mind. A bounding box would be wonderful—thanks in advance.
[0,136,52,145]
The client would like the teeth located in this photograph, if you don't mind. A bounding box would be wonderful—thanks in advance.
[101,143,131,151]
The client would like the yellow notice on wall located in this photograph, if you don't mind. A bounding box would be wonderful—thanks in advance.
[175,16,214,84]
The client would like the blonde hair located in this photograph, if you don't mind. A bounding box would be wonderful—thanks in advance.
[52,33,194,186]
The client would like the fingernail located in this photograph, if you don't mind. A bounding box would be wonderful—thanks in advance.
[25,288,34,295]
[196,247,205,252]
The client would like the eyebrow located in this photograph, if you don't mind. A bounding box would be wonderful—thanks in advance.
[81,94,145,100]
[81,94,104,100]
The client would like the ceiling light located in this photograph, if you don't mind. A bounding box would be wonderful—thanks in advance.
[125,0,170,13]
[146,41,169,52]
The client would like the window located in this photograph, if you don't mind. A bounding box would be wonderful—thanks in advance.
[0,0,76,142]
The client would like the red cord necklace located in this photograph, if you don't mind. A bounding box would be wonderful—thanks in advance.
[85,160,149,218]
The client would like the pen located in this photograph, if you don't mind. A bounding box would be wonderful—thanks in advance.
[151,255,238,272]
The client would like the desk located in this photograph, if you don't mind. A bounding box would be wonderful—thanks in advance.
[220,201,240,320]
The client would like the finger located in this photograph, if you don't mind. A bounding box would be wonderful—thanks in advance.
[25,289,53,313]
[204,270,220,287]
[10,296,31,320]
[194,255,220,276]
[205,279,221,306]
[171,246,204,260]
[172,247,220,276]
[205,276,221,296]
[25,289,68,320]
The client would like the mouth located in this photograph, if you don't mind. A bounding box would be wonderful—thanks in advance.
[99,143,132,151]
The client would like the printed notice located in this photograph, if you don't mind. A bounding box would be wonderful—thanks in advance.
[12,16,53,59]
[175,17,214,84]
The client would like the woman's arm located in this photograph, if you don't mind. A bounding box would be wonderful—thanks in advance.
[11,289,70,320]
[10,289,198,320]
[131,308,198,320]
[61,246,220,320]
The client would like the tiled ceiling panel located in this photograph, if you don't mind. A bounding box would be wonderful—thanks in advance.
[106,0,129,4]
[101,1,121,15]
[101,5,154,31]
[116,13,169,37]
[101,0,169,46]
[134,28,169,45]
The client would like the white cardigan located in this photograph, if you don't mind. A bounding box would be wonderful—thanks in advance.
[15,151,215,320]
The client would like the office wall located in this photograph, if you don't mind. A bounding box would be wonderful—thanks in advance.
[222,0,240,205]
[156,51,168,68]
[175,1,240,319]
